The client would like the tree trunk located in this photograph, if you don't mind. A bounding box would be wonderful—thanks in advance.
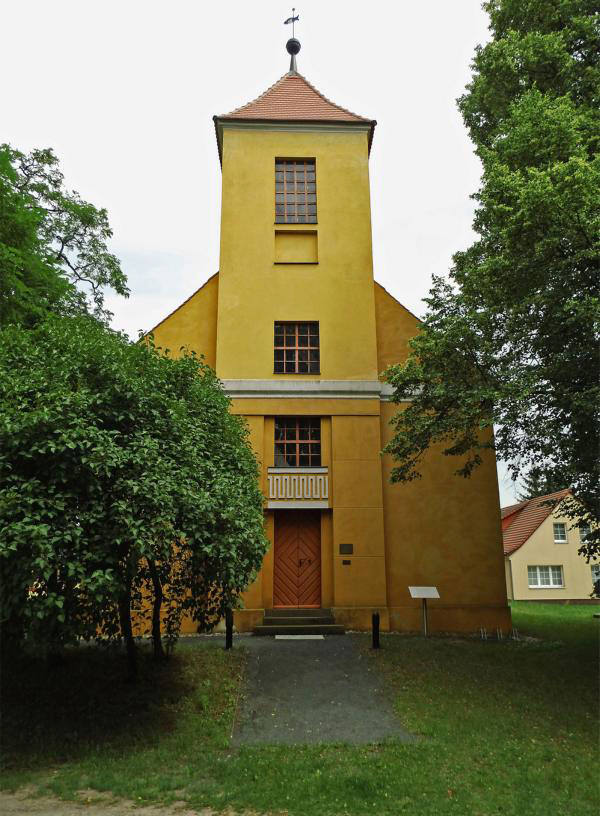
[118,586,137,680]
[147,558,165,661]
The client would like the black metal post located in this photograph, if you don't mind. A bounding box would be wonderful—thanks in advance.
[372,611,380,649]
[225,608,233,650]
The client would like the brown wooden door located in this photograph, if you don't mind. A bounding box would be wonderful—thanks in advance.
[273,510,321,608]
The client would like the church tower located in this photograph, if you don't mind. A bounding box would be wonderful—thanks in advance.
[150,37,510,633]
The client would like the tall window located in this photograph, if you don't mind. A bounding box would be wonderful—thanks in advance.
[275,418,321,467]
[528,565,564,588]
[274,322,319,374]
[591,564,600,586]
[553,522,567,543]
[275,159,317,223]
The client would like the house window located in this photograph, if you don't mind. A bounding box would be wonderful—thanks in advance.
[528,565,564,588]
[580,524,591,541]
[274,418,321,467]
[274,322,319,374]
[591,564,600,585]
[553,522,567,543]
[275,159,317,224]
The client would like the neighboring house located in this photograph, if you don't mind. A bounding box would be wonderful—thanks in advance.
[149,38,511,634]
[503,489,599,602]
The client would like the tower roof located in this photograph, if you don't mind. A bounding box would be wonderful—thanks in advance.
[219,71,372,123]
[213,70,376,164]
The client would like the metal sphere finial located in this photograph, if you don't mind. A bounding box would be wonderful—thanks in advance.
[286,38,301,56]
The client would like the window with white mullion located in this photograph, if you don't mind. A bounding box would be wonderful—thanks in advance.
[528,565,564,588]
[553,522,567,543]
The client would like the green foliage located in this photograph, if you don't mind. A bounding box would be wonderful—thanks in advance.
[0,145,129,326]
[0,316,268,656]
[516,467,570,500]
[385,1,599,556]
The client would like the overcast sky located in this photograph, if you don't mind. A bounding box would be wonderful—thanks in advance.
[2,0,520,504]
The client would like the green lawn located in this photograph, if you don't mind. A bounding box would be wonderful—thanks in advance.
[1,603,598,816]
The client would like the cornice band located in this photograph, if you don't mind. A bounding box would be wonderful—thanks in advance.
[221,379,398,400]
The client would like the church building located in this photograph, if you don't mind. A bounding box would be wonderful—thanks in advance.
[150,37,510,634]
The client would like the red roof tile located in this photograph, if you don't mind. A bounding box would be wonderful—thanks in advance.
[502,489,571,556]
[219,71,372,123]
[501,501,527,520]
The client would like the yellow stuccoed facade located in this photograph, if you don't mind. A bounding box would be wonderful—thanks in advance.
[149,72,511,634]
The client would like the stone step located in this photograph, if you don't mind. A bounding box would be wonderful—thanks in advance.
[265,608,332,617]
[263,615,335,626]
[253,624,346,636]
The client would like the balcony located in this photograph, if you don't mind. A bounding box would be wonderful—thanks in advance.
[267,467,329,509]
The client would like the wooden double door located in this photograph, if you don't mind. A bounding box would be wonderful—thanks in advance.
[273,510,321,608]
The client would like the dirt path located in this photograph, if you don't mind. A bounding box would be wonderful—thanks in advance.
[0,789,225,816]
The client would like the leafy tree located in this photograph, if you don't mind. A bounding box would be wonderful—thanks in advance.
[385,1,599,561]
[0,316,268,676]
[0,145,128,326]
[516,467,570,501]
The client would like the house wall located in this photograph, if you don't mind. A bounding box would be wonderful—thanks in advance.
[505,559,514,600]
[508,506,599,600]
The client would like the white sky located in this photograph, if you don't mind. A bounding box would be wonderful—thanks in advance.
[1,0,519,504]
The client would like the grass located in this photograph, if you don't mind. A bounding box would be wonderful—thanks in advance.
[1,604,598,815]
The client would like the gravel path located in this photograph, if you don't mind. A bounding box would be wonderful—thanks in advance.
[231,634,414,745]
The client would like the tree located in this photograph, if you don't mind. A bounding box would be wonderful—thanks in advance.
[516,467,570,501]
[384,1,599,561]
[0,316,268,675]
[0,144,128,326]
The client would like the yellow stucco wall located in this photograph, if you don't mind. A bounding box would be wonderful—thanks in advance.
[149,273,219,367]
[379,402,510,632]
[216,127,379,382]
[331,415,387,616]
[507,503,599,600]
[374,282,420,371]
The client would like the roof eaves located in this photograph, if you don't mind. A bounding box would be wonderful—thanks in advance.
[213,116,377,166]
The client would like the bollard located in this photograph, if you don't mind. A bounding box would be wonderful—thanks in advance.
[372,611,380,649]
[225,608,233,650]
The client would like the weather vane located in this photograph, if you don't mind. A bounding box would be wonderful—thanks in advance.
[284,7,301,71]
[284,7,299,38]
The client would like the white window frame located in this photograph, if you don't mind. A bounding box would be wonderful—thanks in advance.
[591,564,600,583]
[580,524,591,542]
[553,522,567,543]
[527,565,564,589]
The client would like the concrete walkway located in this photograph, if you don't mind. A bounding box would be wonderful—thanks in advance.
[229,634,414,746]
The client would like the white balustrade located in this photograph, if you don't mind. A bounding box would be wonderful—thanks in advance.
[267,468,329,502]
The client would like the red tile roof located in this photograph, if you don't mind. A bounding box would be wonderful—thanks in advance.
[219,71,372,123]
[502,489,571,556]
[213,70,377,164]
[501,501,527,520]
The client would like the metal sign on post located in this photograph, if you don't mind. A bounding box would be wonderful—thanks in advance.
[408,586,440,637]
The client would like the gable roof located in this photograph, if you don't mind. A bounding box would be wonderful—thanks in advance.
[502,489,571,556]
[501,500,527,520]
[213,70,377,163]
